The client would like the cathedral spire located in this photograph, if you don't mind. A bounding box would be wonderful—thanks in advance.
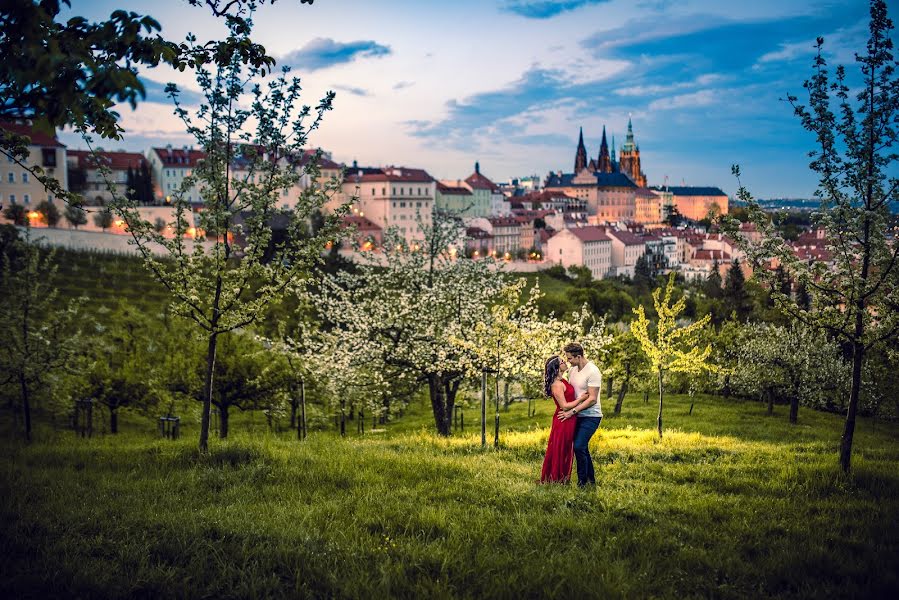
[597,125,612,173]
[611,135,618,172]
[618,116,645,186]
[574,127,588,173]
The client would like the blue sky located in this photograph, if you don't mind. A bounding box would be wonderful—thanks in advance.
[58,0,878,198]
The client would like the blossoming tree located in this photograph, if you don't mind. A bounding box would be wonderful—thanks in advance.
[311,214,510,436]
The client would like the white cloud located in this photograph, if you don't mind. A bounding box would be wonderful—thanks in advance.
[615,73,725,96]
[648,89,717,111]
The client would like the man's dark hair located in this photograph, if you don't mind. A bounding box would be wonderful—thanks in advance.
[563,342,584,357]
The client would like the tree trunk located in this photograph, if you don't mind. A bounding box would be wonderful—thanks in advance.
[380,390,389,425]
[841,340,864,473]
[432,376,448,436]
[657,368,664,439]
[767,387,775,415]
[446,379,459,435]
[299,380,306,440]
[199,331,219,453]
[219,404,229,439]
[723,373,731,398]
[110,408,118,434]
[428,373,456,436]
[614,366,631,415]
[606,377,613,402]
[20,374,31,442]
[789,396,799,424]
[480,371,487,445]
[614,380,628,414]
[289,396,297,429]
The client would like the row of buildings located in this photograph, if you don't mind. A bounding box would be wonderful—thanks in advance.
[1,119,739,280]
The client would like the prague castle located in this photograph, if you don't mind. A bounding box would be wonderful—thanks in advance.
[547,119,725,225]
[572,118,646,187]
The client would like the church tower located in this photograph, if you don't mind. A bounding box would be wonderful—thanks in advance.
[596,125,612,173]
[618,117,647,186]
[611,136,618,172]
[574,127,588,173]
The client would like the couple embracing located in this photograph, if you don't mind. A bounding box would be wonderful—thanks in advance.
[540,342,602,487]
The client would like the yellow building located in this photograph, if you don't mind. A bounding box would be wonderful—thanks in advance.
[0,121,67,214]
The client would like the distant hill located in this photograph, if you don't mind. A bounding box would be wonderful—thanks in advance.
[736,198,899,214]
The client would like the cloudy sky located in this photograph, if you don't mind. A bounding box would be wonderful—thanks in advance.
[59,0,875,198]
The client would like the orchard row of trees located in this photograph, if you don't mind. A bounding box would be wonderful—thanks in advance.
[1,0,896,474]
[5,217,897,446]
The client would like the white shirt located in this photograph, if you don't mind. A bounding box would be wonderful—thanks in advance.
[568,360,602,417]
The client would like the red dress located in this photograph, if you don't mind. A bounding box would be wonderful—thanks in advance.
[540,379,577,483]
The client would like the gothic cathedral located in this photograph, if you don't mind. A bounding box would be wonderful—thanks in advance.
[573,119,647,187]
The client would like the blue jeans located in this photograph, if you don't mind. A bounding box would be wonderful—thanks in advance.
[573,416,601,486]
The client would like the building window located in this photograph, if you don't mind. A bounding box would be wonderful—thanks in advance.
[22,172,28,183]
[7,172,13,183]
[382,187,386,195]
[372,188,375,196]
[23,194,30,204]
[9,194,15,204]
[42,148,56,167]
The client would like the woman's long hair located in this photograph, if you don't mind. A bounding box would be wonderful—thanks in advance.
[543,356,561,397]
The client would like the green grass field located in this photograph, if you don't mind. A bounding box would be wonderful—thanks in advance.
[2,394,897,598]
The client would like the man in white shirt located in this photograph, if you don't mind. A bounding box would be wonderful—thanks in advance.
[559,342,602,487]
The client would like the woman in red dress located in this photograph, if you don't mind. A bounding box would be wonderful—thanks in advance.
[540,355,586,484]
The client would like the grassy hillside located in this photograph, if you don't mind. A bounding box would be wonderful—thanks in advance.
[50,248,170,314]
[2,395,897,598]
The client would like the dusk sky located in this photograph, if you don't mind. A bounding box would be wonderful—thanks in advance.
[58,0,875,198]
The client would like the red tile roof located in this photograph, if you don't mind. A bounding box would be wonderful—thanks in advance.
[68,150,146,171]
[466,227,493,239]
[0,120,64,147]
[693,249,730,261]
[345,166,434,183]
[519,189,577,204]
[794,246,832,261]
[511,209,554,219]
[436,182,473,195]
[465,171,500,192]
[489,216,521,228]
[152,147,207,168]
[567,226,611,243]
[607,230,646,246]
[342,215,382,231]
[293,149,343,171]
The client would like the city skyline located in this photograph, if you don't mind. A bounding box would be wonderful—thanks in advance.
[57,0,872,198]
